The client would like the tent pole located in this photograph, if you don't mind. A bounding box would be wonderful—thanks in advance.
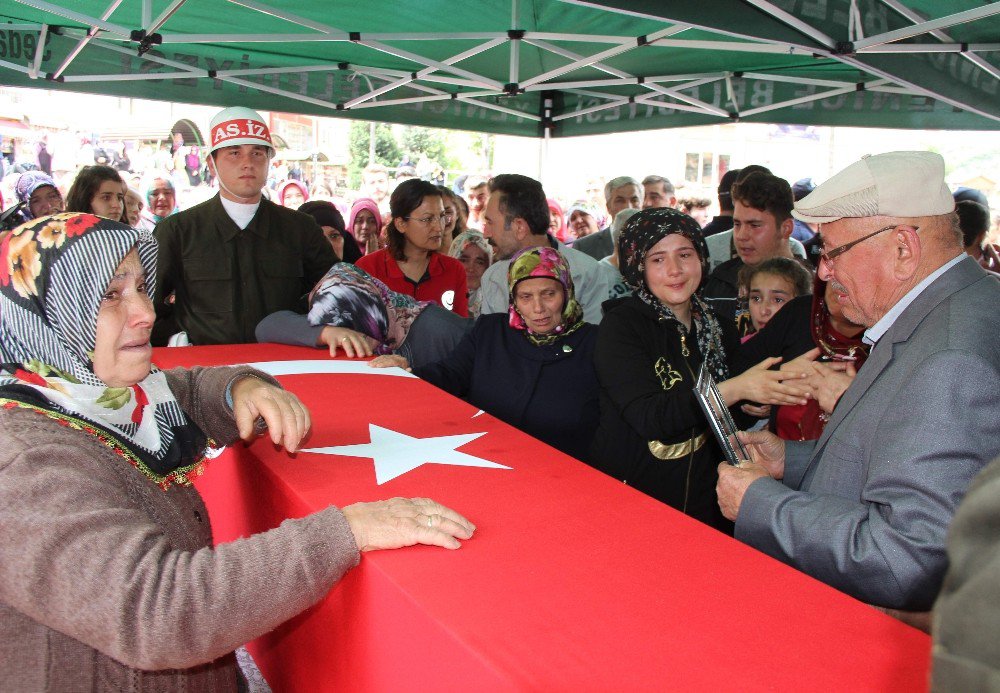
[12,0,129,36]
[854,4,1000,51]
[28,24,48,78]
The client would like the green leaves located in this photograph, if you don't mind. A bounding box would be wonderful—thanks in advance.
[96,387,131,410]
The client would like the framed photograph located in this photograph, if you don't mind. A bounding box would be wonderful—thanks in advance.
[694,361,751,466]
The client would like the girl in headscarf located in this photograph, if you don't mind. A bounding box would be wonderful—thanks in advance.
[0,213,473,689]
[590,208,811,530]
[448,231,492,318]
[371,246,600,461]
[349,197,383,255]
[734,274,869,441]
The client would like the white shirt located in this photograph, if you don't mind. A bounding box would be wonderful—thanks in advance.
[479,241,613,324]
[863,253,966,345]
[220,196,261,230]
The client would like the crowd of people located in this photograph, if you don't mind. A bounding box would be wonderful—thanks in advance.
[1,104,998,690]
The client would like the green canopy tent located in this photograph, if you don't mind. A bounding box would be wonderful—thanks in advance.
[0,0,997,139]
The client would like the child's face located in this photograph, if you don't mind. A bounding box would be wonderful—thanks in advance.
[748,273,796,331]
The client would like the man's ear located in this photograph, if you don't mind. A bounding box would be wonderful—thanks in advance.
[513,217,532,242]
[892,224,921,280]
[779,216,793,240]
[205,154,217,177]
[669,196,677,208]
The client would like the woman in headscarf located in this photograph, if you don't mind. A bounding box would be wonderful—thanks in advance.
[141,175,178,230]
[298,200,362,264]
[590,208,811,530]
[0,213,474,690]
[349,197,383,256]
[734,274,869,441]
[547,198,568,242]
[13,171,64,225]
[256,263,471,369]
[448,231,492,318]
[277,179,309,209]
[371,246,601,461]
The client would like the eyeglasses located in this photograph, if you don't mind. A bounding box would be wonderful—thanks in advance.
[403,213,449,226]
[818,224,915,265]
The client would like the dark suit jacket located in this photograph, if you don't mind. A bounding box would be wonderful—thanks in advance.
[736,257,1000,610]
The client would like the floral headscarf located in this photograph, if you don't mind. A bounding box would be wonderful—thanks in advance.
[617,207,728,382]
[507,246,584,347]
[448,231,492,318]
[0,213,209,489]
[307,263,430,353]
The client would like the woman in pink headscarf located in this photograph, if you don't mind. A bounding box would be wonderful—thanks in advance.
[277,180,309,209]
[547,198,568,242]
[349,197,383,255]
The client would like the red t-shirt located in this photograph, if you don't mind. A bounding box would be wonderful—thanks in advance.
[356,249,469,317]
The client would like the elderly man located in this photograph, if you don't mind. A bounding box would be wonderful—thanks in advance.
[464,175,490,230]
[572,175,642,261]
[153,106,334,346]
[478,174,612,324]
[716,151,1000,612]
[642,175,676,209]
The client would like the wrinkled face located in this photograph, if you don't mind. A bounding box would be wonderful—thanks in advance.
[643,234,702,313]
[147,178,176,218]
[353,209,379,244]
[91,179,126,221]
[817,217,894,328]
[568,210,599,238]
[514,277,565,335]
[363,172,389,202]
[607,183,641,219]
[459,243,490,290]
[748,272,795,331]
[124,190,143,227]
[92,249,155,388]
[466,185,488,217]
[481,192,520,260]
[733,201,789,267]
[281,185,305,209]
[643,182,674,210]
[322,225,345,260]
[210,144,270,203]
[29,185,64,218]
[396,195,446,253]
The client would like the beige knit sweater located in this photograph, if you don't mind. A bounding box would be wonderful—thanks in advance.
[0,366,359,691]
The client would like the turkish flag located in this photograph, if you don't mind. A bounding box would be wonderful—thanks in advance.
[154,344,930,691]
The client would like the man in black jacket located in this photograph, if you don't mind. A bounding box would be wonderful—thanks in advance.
[153,106,334,346]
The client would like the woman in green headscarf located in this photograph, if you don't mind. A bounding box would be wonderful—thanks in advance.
[373,245,600,461]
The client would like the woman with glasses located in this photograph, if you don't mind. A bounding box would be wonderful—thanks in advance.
[356,179,469,316]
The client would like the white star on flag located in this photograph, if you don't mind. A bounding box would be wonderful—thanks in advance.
[302,424,511,485]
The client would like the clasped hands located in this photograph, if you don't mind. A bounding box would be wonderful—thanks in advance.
[737,348,857,418]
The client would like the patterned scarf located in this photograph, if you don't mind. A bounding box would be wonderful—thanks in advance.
[507,246,584,347]
[0,213,206,488]
[307,262,430,353]
[617,207,728,382]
